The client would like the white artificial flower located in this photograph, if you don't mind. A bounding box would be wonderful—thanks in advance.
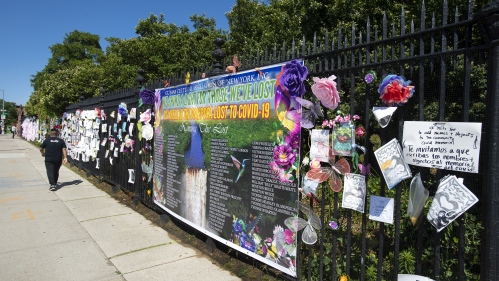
[302,157,310,165]
[142,123,154,141]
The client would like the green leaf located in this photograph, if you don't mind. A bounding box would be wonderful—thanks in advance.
[453,237,459,244]
[139,132,142,141]
[139,98,143,107]
[137,121,142,132]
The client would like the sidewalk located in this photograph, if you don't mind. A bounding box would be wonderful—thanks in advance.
[0,134,241,281]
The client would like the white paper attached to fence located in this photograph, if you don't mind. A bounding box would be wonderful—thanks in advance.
[402,121,482,173]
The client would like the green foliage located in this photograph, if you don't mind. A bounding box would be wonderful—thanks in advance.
[0,99,20,126]
[28,30,104,117]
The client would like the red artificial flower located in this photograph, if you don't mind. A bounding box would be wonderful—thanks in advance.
[381,82,413,106]
[356,126,365,137]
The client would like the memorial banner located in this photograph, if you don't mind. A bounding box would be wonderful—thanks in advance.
[153,61,302,276]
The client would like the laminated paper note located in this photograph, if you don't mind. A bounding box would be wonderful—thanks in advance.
[369,195,394,224]
[342,174,366,213]
[310,129,330,161]
[402,121,482,173]
[427,175,478,232]
[374,138,412,189]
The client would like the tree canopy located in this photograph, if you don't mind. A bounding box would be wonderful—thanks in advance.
[26,0,490,117]
[0,100,20,126]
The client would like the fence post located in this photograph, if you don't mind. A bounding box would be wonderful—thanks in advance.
[476,1,499,280]
[207,37,226,77]
[133,69,145,206]
[78,92,85,172]
[98,84,106,184]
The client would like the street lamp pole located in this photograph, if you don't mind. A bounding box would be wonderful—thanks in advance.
[0,90,4,134]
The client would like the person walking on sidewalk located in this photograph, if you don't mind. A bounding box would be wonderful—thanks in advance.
[11,125,16,138]
[39,128,67,191]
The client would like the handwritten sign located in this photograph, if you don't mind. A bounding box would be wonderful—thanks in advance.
[369,196,394,224]
[402,121,482,173]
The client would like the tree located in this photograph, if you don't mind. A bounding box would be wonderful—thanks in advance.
[0,100,19,126]
[190,13,217,31]
[30,30,103,95]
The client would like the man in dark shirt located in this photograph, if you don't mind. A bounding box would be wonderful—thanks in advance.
[40,128,68,191]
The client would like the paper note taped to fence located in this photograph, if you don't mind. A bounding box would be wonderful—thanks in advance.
[369,195,394,224]
[402,121,482,173]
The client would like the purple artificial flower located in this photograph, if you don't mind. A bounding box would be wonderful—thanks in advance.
[365,73,375,83]
[285,132,300,150]
[329,220,339,230]
[262,244,268,255]
[279,59,308,97]
[139,89,156,105]
[273,144,296,170]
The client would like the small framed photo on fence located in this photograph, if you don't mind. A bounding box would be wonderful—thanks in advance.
[332,122,355,156]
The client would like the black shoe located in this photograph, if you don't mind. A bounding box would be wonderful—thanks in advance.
[49,185,56,191]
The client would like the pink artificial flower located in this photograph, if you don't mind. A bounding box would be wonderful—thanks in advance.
[311,75,340,110]
[322,120,329,128]
[202,73,206,78]
[356,126,365,137]
[310,159,321,169]
[140,109,152,124]
[329,120,335,128]
[344,115,351,122]
[353,115,360,120]
[335,115,342,123]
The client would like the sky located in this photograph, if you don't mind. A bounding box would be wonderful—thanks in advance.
[0,0,236,107]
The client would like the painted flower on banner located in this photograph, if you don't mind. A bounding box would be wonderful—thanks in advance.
[311,75,340,110]
[284,229,295,244]
[378,75,415,106]
[139,89,155,105]
[273,145,295,170]
[229,215,263,253]
[275,85,300,135]
[141,123,154,141]
[284,131,300,150]
[269,131,299,183]
[154,90,162,113]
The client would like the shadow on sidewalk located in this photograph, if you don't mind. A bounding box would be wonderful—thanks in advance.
[56,180,84,190]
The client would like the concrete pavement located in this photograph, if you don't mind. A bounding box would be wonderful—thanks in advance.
[0,134,240,281]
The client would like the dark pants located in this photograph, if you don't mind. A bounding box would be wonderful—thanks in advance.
[12,131,15,138]
[45,161,62,185]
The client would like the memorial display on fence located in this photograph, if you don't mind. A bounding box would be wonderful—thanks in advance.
[153,60,305,276]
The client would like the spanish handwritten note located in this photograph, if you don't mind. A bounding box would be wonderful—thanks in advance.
[402,121,482,173]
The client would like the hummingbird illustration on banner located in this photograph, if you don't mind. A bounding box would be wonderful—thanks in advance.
[231,155,250,183]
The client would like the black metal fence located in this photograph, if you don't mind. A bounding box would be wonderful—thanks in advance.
[57,0,499,280]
